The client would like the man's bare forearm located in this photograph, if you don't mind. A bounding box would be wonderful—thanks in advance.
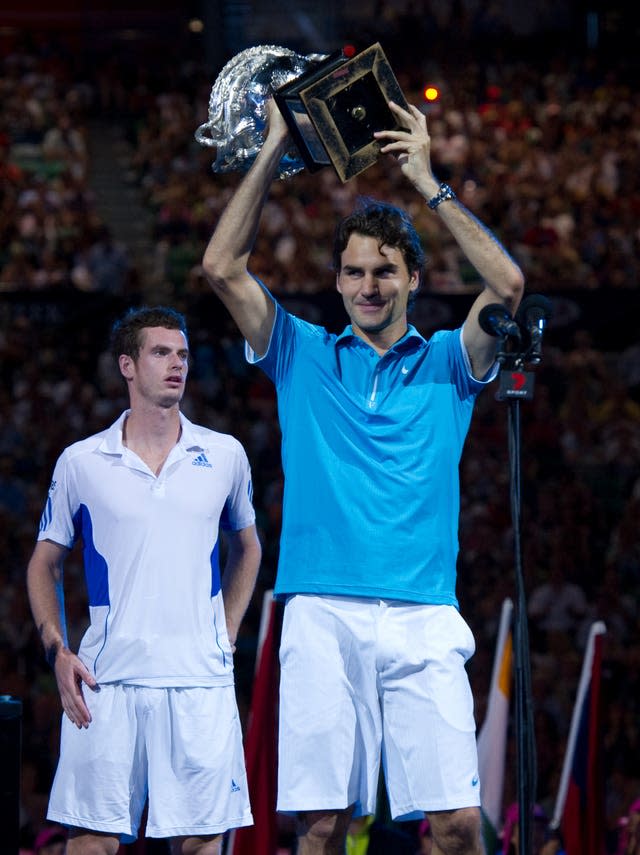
[26,541,68,665]
[221,526,262,646]
[429,198,524,305]
[203,131,289,285]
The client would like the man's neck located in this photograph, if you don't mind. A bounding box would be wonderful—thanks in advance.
[122,405,182,475]
[352,321,409,355]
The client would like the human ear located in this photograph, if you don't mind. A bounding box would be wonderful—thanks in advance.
[119,354,134,380]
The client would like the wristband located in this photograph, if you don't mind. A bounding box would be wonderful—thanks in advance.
[46,641,61,668]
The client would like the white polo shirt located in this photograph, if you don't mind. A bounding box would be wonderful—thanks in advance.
[38,411,256,687]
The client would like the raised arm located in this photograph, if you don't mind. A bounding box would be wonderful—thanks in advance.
[376,102,525,378]
[220,524,262,651]
[203,100,291,357]
[27,539,98,728]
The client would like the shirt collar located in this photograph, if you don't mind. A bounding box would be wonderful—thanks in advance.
[98,410,206,456]
[336,324,425,354]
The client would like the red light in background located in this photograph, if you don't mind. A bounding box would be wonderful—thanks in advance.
[423,85,440,102]
[343,44,356,57]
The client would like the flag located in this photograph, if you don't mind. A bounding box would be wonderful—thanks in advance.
[477,598,514,854]
[230,590,280,855]
[550,621,607,855]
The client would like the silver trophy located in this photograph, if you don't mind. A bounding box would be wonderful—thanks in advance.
[195,45,327,179]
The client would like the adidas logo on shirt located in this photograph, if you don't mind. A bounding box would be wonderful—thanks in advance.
[230,779,241,793]
[192,453,213,468]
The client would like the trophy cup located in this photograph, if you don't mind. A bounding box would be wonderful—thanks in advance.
[195,42,408,182]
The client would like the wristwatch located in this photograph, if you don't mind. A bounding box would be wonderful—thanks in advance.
[427,183,456,210]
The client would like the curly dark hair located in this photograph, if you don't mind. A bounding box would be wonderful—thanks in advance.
[332,197,426,307]
[109,306,188,362]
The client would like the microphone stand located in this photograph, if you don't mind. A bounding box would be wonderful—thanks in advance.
[494,336,539,855]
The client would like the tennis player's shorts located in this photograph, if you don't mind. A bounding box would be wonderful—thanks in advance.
[47,684,252,841]
[277,595,480,820]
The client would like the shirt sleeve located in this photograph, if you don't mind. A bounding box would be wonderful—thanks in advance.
[245,298,299,389]
[37,450,79,549]
[459,325,500,386]
[220,441,257,532]
[441,327,498,397]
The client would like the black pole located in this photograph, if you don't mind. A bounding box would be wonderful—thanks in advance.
[507,398,536,855]
[482,293,553,852]
[0,694,23,854]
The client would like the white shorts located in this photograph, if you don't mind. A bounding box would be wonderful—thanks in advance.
[47,684,253,841]
[277,595,480,820]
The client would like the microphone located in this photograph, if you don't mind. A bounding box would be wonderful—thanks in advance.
[516,294,553,363]
[478,303,522,341]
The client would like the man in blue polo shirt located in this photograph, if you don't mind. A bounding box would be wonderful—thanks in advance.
[203,99,524,855]
[27,306,261,855]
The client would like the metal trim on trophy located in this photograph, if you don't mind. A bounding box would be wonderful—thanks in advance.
[272,49,349,174]
[274,42,409,182]
[195,42,408,183]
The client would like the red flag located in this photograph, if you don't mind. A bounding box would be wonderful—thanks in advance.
[550,622,606,855]
[230,590,280,855]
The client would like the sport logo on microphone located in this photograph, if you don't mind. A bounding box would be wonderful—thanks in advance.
[497,369,535,400]
[511,372,527,391]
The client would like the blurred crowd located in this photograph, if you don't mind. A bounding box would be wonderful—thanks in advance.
[0,9,639,854]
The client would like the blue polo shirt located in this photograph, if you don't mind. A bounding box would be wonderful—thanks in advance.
[249,297,493,606]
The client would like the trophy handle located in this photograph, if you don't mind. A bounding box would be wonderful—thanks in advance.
[195,45,328,179]
[194,122,216,147]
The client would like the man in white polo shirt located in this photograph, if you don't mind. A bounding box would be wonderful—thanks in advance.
[27,306,261,855]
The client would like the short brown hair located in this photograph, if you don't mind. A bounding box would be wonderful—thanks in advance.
[109,306,188,362]
[333,198,426,308]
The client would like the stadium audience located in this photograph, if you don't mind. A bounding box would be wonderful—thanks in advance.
[0,17,638,853]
